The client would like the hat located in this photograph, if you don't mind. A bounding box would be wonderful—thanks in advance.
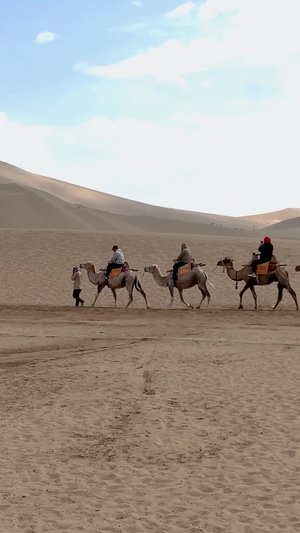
[112,244,118,250]
[263,236,271,244]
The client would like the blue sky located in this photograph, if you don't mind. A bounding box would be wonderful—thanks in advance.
[1,0,299,216]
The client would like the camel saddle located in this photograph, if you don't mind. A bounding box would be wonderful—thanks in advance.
[109,265,128,278]
[178,262,193,278]
[256,260,278,275]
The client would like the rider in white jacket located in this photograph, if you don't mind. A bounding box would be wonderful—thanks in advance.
[105,245,125,278]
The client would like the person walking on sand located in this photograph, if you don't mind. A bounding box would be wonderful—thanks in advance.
[71,266,84,306]
[104,245,125,279]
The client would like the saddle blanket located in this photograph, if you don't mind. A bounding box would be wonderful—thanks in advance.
[178,263,192,278]
[257,261,277,275]
[109,267,122,278]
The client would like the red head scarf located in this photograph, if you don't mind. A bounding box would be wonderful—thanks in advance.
[264,236,271,244]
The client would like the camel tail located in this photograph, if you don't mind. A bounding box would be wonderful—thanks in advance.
[134,276,144,293]
[134,276,149,308]
[203,271,213,288]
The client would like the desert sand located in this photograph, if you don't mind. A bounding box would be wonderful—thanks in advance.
[1,162,300,532]
[1,229,300,533]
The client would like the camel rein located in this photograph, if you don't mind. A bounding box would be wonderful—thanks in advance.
[215,262,238,289]
[235,271,238,289]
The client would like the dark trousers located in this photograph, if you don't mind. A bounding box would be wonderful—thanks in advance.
[173,261,188,281]
[106,262,124,277]
[73,289,84,306]
[251,258,269,274]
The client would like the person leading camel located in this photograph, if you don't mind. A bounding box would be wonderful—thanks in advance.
[173,243,193,282]
[105,245,125,279]
[71,266,84,306]
[249,236,274,278]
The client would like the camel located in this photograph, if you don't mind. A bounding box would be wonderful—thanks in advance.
[79,261,149,309]
[143,264,211,309]
[217,257,298,310]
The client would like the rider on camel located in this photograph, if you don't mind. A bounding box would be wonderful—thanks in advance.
[104,245,125,279]
[173,243,193,282]
[249,236,274,279]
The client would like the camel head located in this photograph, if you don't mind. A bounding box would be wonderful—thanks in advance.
[80,261,95,271]
[144,265,157,274]
[217,257,233,268]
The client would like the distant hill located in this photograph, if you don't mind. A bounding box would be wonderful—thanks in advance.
[0,182,253,235]
[242,208,300,226]
[261,216,300,240]
[0,160,299,237]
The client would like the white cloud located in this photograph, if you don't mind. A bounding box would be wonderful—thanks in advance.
[197,0,240,20]
[76,0,300,85]
[165,2,196,19]
[130,1,142,7]
[0,113,51,171]
[76,38,224,84]
[35,31,57,44]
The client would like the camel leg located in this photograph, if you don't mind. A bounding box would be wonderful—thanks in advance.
[91,284,105,307]
[134,278,150,309]
[272,283,284,310]
[196,287,211,309]
[168,285,175,309]
[178,289,193,309]
[125,284,134,308]
[285,283,299,310]
[239,282,257,309]
[111,289,118,308]
[249,285,258,309]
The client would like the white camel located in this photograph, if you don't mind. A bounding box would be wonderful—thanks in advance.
[79,261,149,309]
[144,264,211,309]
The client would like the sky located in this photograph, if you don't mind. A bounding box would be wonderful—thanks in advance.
[0,0,300,217]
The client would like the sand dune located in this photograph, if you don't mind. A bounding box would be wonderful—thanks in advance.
[2,160,298,236]
[243,207,300,226]
[260,216,300,240]
[0,182,257,235]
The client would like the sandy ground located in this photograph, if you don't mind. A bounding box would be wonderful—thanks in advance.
[1,306,300,532]
[1,230,300,532]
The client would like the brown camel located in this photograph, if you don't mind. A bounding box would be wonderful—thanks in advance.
[79,261,149,309]
[217,257,298,310]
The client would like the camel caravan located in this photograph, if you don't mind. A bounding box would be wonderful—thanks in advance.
[77,239,299,311]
